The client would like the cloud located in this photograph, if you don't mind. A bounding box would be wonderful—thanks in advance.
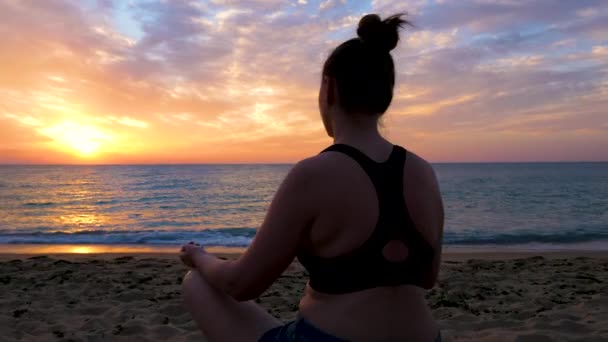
[108,116,149,128]
[320,0,345,11]
[0,0,607,163]
[592,45,608,57]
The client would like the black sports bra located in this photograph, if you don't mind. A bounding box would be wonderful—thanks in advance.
[297,144,435,294]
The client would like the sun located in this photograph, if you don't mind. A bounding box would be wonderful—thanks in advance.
[61,128,103,156]
[39,121,112,157]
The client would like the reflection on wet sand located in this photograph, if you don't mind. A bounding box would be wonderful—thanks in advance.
[0,244,245,255]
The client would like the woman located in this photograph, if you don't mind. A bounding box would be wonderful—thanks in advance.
[180,13,444,342]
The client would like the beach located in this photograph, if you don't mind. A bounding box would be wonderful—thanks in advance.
[2,0,608,341]
[1,250,606,342]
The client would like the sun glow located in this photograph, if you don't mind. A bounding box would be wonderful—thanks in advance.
[39,121,112,157]
[70,246,94,254]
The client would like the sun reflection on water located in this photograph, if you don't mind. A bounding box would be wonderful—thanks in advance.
[59,214,104,227]
[70,246,94,254]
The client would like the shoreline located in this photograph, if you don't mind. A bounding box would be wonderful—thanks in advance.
[1,244,607,262]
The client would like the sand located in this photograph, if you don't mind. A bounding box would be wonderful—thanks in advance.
[0,251,607,342]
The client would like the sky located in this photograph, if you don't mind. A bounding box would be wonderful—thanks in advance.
[0,0,607,164]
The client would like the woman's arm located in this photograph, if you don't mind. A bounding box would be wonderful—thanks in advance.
[193,158,319,301]
[404,153,444,289]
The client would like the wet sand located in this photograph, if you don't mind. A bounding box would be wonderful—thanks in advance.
[1,251,606,341]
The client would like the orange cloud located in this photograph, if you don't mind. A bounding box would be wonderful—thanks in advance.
[0,0,607,163]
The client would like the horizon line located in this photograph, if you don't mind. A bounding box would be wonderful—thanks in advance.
[1,160,607,166]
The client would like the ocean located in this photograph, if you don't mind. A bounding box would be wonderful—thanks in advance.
[0,163,607,251]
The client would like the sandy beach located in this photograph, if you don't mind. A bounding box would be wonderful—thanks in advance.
[1,251,606,342]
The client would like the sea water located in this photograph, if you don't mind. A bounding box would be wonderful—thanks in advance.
[0,163,606,250]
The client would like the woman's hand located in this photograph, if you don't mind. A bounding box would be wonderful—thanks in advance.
[180,241,207,268]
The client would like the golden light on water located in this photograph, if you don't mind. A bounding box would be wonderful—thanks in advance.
[58,214,105,227]
[0,244,245,254]
[70,246,94,254]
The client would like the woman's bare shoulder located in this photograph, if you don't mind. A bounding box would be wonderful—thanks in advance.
[403,149,438,184]
[292,152,355,180]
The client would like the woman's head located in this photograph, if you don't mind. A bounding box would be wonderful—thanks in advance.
[319,13,410,137]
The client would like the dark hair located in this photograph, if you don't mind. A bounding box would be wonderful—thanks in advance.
[322,13,411,115]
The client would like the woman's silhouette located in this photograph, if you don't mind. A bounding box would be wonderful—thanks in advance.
[180,13,444,342]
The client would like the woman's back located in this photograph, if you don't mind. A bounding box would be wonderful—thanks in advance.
[297,139,443,341]
[181,13,444,342]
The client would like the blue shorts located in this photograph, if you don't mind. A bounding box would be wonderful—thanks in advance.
[259,319,442,342]
[259,319,347,342]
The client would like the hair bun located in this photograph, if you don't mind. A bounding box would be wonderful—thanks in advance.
[357,13,409,52]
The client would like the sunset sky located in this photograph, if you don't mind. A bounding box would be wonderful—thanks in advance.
[1,0,607,164]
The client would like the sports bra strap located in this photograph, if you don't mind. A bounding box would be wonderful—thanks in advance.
[322,144,378,171]
[321,144,407,193]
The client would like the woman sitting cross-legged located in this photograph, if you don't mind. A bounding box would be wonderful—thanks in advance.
[180,12,444,342]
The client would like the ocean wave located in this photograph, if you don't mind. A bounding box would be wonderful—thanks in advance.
[95,199,120,205]
[143,221,201,228]
[135,195,184,202]
[0,228,606,247]
[443,230,608,245]
[17,184,37,189]
[130,179,197,191]
[0,228,256,246]
[23,202,55,207]
[158,205,185,210]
